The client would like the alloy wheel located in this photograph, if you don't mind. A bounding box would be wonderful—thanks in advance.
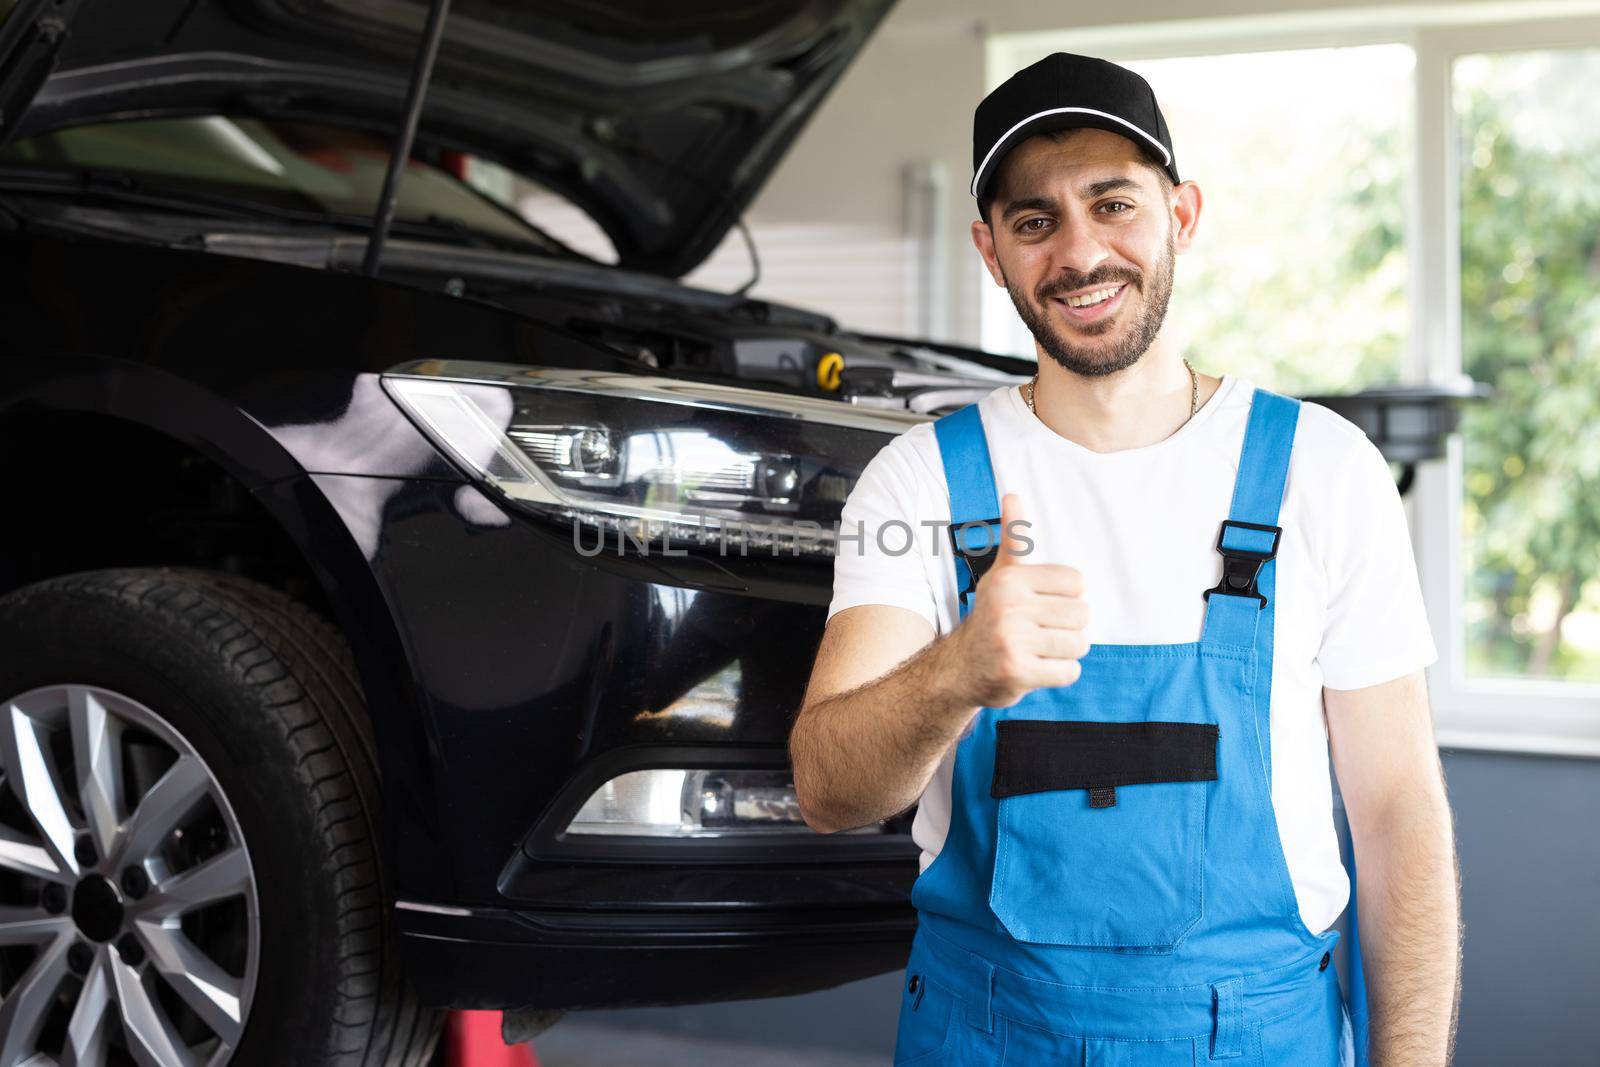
[0,685,259,1066]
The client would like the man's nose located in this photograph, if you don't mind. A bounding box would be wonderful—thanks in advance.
[1049,214,1111,277]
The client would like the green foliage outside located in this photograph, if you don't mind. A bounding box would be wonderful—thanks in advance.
[1452,51,1600,681]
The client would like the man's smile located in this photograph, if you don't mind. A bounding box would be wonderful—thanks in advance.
[1047,281,1130,324]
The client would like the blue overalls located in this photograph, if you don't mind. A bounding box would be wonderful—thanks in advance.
[893,388,1352,1066]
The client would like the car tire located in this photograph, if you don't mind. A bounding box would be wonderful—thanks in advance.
[0,567,442,1067]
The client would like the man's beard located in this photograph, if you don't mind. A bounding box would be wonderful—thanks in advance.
[1003,234,1176,379]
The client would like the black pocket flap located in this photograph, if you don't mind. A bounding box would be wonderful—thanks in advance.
[991,721,1219,799]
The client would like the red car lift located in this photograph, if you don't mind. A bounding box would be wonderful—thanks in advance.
[444,1012,539,1067]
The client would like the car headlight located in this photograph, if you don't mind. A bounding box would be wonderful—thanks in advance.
[383,360,923,558]
[565,768,880,837]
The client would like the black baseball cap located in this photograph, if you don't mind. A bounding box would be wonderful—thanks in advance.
[971,52,1180,203]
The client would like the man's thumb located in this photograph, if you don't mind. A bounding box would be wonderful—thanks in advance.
[995,492,1032,567]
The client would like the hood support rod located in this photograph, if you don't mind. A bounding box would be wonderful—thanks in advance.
[362,0,452,277]
[0,0,89,148]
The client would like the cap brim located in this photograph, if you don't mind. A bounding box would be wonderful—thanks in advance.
[971,107,1177,200]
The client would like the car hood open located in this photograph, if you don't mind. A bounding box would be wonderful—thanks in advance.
[0,0,892,277]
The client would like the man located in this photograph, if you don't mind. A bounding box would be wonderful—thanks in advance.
[790,53,1460,1066]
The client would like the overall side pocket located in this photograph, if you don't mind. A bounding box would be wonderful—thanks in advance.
[893,971,958,1066]
[987,720,1216,949]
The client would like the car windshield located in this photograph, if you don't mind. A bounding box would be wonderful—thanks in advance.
[0,115,570,254]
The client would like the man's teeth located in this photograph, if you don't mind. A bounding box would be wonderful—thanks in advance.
[1062,284,1124,308]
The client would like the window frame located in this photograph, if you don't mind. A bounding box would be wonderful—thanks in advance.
[989,6,1600,757]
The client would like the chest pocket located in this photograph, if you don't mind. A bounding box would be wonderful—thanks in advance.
[987,719,1217,949]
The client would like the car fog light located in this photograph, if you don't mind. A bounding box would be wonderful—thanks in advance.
[565,768,880,837]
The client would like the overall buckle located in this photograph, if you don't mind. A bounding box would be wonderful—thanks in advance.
[1203,519,1281,607]
[947,517,1003,598]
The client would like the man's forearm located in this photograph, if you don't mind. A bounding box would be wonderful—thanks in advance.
[1355,784,1462,1066]
[791,630,978,834]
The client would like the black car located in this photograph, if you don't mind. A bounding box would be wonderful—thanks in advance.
[0,2,1470,1066]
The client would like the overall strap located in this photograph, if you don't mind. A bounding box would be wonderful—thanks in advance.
[933,403,1003,621]
[1200,387,1301,654]
[1201,386,1301,795]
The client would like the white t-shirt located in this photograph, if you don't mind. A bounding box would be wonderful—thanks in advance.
[826,376,1438,935]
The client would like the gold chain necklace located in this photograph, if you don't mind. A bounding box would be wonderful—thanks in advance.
[1025,358,1199,422]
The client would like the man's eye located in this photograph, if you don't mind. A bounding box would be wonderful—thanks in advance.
[1099,202,1132,214]
[1019,217,1052,233]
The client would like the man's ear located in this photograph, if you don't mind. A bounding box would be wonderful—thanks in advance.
[1170,180,1203,254]
[971,219,1007,288]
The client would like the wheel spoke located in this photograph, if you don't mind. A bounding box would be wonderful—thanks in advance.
[0,929,71,1065]
[132,922,243,1048]
[130,847,250,922]
[0,700,80,879]
[0,908,72,947]
[0,824,70,885]
[111,954,195,1067]
[68,689,126,862]
[61,952,115,1067]
[116,758,209,868]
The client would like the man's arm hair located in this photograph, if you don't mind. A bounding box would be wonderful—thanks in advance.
[790,605,979,833]
[1326,670,1461,1067]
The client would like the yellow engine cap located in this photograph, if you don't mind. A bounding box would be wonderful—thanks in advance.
[816,352,844,391]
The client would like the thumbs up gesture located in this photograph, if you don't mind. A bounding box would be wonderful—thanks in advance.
[948,493,1091,708]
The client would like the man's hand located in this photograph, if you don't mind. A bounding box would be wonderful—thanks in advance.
[790,492,1090,833]
[1327,670,1461,1066]
[949,492,1092,707]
